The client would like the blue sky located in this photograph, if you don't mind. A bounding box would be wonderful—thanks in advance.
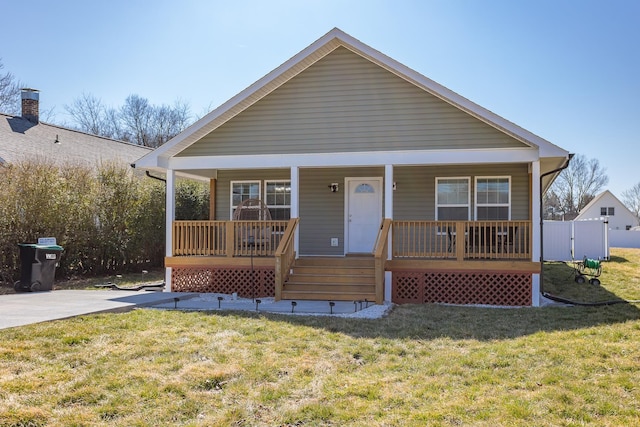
[2,0,638,196]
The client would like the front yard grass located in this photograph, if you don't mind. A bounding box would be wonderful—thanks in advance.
[1,249,639,426]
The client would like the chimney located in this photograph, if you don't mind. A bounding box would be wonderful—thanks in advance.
[21,88,40,123]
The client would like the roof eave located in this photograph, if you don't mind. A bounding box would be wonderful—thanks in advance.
[136,27,569,168]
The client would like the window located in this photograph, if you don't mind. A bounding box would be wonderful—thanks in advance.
[436,178,470,221]
[355,183,375,193]
[231,181,260,218]
[265,180,291,220]
[600,207,615,216]
[475,177,510,220]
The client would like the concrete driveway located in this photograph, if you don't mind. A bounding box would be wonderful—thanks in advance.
[0,290,198,329]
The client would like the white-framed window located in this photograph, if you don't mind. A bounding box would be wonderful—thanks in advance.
[265,180,291,220]
[475,177,510,220]
[230,180,260,218]
[436,177,471,221]
[600,207,615,216]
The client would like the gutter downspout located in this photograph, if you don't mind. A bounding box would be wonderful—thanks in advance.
[130,163,167,183]
[145,170,166,182]
[539,153,574,294]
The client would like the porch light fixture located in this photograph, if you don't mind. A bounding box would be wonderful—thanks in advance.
[329,183,339,192]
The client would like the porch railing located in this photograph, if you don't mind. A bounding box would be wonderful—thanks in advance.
[172,219,531,261]
[274,218,299,301]
[392,220,531,260]
[172,220,289,257]
[372,218,392,304]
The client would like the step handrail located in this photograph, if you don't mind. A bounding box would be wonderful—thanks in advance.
[274,217,299,301]
[373,218,392,304]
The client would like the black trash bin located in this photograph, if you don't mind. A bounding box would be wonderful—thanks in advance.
[15,243,64,292]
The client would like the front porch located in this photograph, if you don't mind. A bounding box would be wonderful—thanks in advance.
[165,219,538,306]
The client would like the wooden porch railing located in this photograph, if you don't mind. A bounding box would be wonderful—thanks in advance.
[372,218,392,304]
[392,220,531,260]
[172,220,289,257]
[274,218,299,301]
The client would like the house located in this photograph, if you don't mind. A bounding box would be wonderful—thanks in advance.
[134,28,571,307]
[0,89,151,168]
[575,190,638,231]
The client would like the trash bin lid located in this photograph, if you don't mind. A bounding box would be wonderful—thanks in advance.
[18,243,64,251]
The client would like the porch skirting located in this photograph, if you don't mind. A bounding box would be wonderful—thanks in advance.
[171,266,275,298]
[391,270,532,306]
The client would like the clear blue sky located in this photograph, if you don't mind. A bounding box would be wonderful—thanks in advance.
[2,0,638,196]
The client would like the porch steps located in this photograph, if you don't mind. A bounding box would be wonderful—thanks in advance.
[282,257,377,301]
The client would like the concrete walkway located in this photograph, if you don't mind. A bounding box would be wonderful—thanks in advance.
[0,290,391,329]
[149,293,388,317]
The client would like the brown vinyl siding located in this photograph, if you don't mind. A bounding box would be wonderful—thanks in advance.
[215,164,528,254]
[299,167,383,255]
[178,47,527,157]
[215,169,291,220]
[393,164,530,221]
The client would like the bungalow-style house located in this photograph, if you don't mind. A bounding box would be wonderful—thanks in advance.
[134,28,571,307]
[0,89,151,168]
[575,190,638,231]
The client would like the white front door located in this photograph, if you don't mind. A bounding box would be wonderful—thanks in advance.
[346,177,383,253]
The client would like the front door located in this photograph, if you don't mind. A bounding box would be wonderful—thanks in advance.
[346,177,383,253]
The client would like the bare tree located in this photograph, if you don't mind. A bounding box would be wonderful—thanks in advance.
[152,100,191,147]
[66,93,191,147]
[0,59,21,115]
[65,93,109,135]
[622,182,640,222]
[120,94,153,146]
[547,154,609,218]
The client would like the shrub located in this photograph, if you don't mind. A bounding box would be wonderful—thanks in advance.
[0,159,208,279]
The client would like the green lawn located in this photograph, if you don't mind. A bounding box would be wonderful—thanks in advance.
[1,249,639,426]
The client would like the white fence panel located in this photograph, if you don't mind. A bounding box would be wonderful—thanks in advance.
[573,220,609,261]
[543,220,609,261]
[543,221,572,261]
[609,230,640,248]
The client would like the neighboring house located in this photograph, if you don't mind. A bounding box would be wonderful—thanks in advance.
[0,89,151,168]
[575,190,638,231]
[134,28,571,307]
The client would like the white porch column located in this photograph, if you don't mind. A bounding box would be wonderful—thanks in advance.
[165,169,176,292]
[531,161,541,306]
[290,166,300,257]
[384,164,394,302]
[384,165,394,218]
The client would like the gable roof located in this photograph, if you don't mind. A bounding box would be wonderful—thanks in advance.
[135,27,569,172]
[0,113,151,167]
[576,190,635,219]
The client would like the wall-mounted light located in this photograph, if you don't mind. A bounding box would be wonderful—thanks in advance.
[54,134,60,144]
[329,183,339,192]
[393,182,397,191]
